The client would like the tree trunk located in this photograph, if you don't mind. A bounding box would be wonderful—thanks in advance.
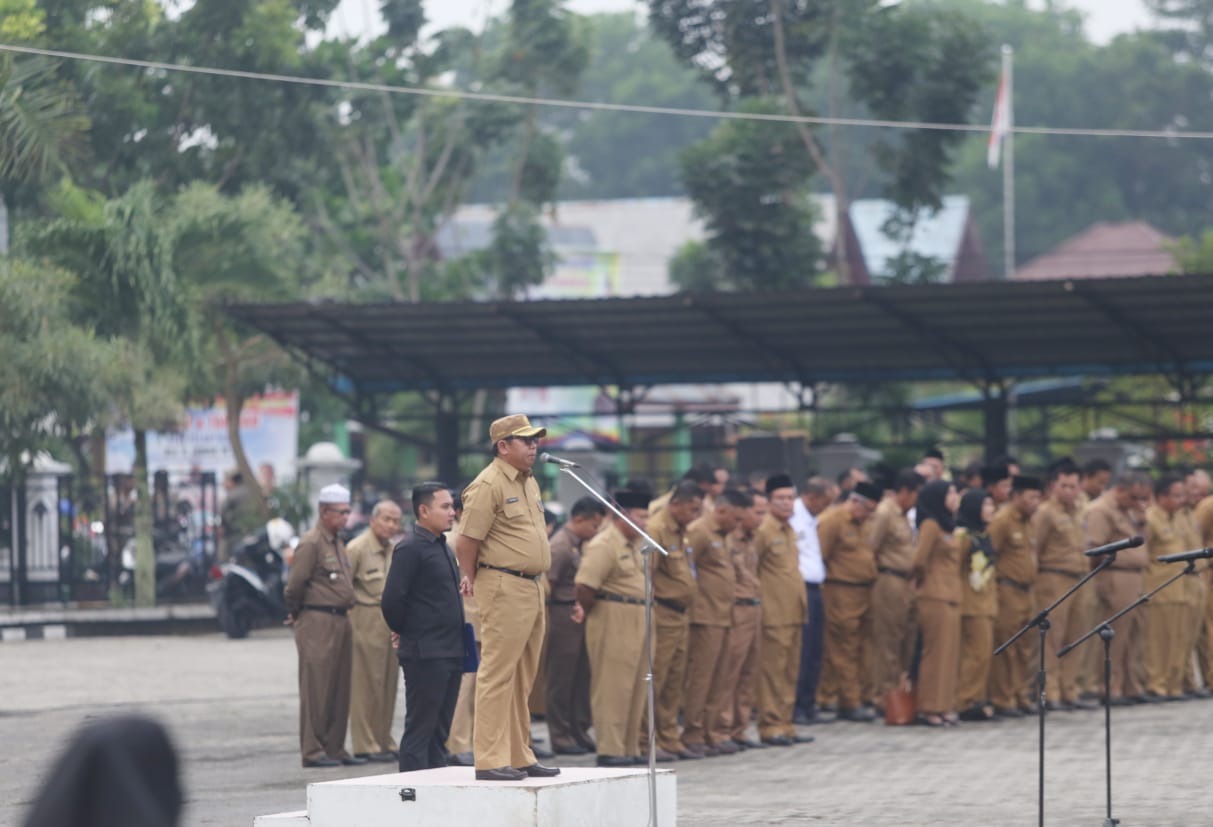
[218,324,268,517]
[132,428,156,607]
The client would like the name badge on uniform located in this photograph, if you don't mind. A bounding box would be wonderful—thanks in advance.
[506,497,520,504]
[686,545,697,577]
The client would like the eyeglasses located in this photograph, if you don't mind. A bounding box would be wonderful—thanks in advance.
[506,436,541,446]
[328,507,352,515]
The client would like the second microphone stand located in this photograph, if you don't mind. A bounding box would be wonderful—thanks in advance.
[993,552,1118,827]
[1058,559,1196,827]
[554,464,669,827]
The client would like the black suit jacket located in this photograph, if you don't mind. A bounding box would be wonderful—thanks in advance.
[381,525,465,661]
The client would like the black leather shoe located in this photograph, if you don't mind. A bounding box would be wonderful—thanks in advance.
[554,744,589,756]
[596,755,634,767]
[837,707,877,722]
[531,745,555,759]
[1107,696,1134,707]
[476,766,528,781]
[302,756,341,768]
[733,738,765,749]
[1069,698,1098,711]
[761,735,794,747]
[447,752,475,767]
[792,733,815,744]
[792,709,813,725]
[356,752,397,763]
[675,748,704,760]
[995,706,1024,718]
[340,755,369,766]
[517,763,561,778]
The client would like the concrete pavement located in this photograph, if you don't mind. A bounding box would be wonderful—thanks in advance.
[2,630,1209,826]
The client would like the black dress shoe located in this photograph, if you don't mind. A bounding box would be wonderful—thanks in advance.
[554,744,589,756]
[675,748,704,760]
[356,752,398,763]
[791,733,816,744]
[1107,696,1134,707]
[837,707,877,722]
[302,756,341,768]
[517,762,561,778]
[531,745,555,759]
[476,766,528,781]
[733,738,766,749]
[761,735,794,747]
[995,706,1024,718]
[340,755,369,766]
[792,709,813,725]
[447,752,475,767]
[1069,698,1098,711]
[596,755,634,767]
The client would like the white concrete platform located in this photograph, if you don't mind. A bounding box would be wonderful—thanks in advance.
[256,767,676,827]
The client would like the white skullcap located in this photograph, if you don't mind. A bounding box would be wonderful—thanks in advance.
[318,484,351,505]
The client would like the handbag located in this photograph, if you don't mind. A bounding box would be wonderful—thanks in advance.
[884,672,917,726]
[461,622,479,673]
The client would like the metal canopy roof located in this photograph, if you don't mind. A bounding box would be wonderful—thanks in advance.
[226,274,1213,395]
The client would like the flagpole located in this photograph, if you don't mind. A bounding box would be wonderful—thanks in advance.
[1002,44,1015,280]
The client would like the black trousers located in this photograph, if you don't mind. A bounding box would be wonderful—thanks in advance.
[399,657,464,772]
[795,582,825,715]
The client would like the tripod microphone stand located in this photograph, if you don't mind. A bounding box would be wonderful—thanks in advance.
[993,553,1118,827]
[554,464,669,827]
[1057,559,1196,827]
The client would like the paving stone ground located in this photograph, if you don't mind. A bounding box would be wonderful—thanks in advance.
[1,630,1208,826]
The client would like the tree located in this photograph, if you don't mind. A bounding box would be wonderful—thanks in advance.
[1170,229,1213,274]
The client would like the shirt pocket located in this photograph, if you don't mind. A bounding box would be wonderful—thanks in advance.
[502,499,528,521]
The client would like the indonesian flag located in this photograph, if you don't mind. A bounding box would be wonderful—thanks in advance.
[987,68,1011,169]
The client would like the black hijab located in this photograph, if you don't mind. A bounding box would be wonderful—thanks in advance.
[956,488,995,560]
[915,479,955,533]
[23,715,182,827]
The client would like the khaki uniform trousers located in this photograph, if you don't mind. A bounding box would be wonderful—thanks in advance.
[757,623,802,740]
[1145,602,1188,697]
[349,604,399,755]
[645,603,690,753]
[545,603,592,750]
[1182,573,1208,692]
[715,603,761,743]
[869,573,916,706]
[816,653,838,709]
[822,582,873,711]
[586,601,647,758]
[1199,571,1213,688]
[956,614,995,710]
[447,595,479,755]
[916,598,960,715]
[1072,585,1104,696]
[295,610,353,762]
[991,584,1034,710]
[473,570,545,770]
[1095,570,1145,699]
[1034,572,1083,704]
[682,624,732,747]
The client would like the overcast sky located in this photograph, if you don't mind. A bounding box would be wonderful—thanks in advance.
[327,0,1156,45]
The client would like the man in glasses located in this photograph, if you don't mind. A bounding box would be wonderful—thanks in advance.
[284,484,365,768]
[455,415,560,781]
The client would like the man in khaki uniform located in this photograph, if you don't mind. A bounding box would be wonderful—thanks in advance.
[644,481,703,760]
[1192,484,1213,691]
[346,500,403,761]
[573,489,651,766]
[682,488,749,755]
[1182,470,1211,696]
[1143,474,1198,699]
[756,475,811,745]
[989,475,1042,716]
[283,484,365,768]
[455,414,558,782]
[1072,458,1113,699]
[866,470,923,709]
[1085,471,1151,703]
[818,481,882,721]
[1030,461,1095,710]
[544,496,606,755]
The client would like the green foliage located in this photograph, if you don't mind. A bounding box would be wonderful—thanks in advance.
[1170,229,1213,274]
[0,55,89,183]
[484,201,556,297]
[668,240,725,291]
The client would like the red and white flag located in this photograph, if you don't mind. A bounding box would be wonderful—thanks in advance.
[987,68,1011,169]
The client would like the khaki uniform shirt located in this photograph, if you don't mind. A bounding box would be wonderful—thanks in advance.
[988,506,1038,587]
[868,497,914,575]
[284,524,354,615]
[913,519,962,604]
[346,528,393,607]
[648,507,696,607]
[818,506,878,585]
[461,457,551,575]
[1145,505,1198,602]
[648,489,673,517]
[755,514,807,626]
[687,511,736,627]
[547,524,583,603]
[1083,492,1147,569]
[1032,498,1086,576]
[1193,495,1213,545]
[731,527,761,601]
[575,522,645,601]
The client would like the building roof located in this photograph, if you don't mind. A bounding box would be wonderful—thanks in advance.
[1014,221,1176,281]
[228,274,1213,397]
[848,195,975,282]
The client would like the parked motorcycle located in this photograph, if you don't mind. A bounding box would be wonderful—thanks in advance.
[209,518,295,639]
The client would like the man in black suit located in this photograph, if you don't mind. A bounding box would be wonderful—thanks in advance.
[382,482,464,772]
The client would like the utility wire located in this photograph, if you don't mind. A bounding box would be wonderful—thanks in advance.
[4,42,1213,141]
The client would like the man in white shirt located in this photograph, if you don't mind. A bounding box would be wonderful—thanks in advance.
[789,476,834,724]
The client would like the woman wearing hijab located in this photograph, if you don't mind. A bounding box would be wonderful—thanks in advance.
[911,480,963,727]
[955,490,999,722]
[23,715,182,827]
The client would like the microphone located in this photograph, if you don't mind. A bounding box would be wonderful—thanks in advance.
[540,453,581,469]
[1158,546,1213,564]
[1084,535,1144,558]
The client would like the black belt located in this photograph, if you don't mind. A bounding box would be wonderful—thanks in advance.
[1039,567,1082,580]
[598,592,645,606]
[547,599,577,606]
[479,563,542,581]
[878,567,911,580]
[997,576,1032,592]
[735,597,761,606]
[1109,566,1144,573]
[654,596,687,613]
[826,579,875,588]
[302,605,348,616]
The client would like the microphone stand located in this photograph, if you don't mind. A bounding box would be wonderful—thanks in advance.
[1058,559,1197,827]
[993,553,1118,827]
[553,464,668,827]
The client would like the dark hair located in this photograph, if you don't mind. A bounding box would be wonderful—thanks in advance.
[544,508,557,526]
[669,480,705,504]
[570,496,608,519]
[1048,458,1081,483]
[681,466,714,485]
[411,482,449,516]
[1155,473,1184,497]
[836,467,861,487]
[625,477,656,499]
[1082,458,1112,477]
[718,488,752,509]
[1111,470,1150,490]
[924,448,944,461]
[894,469,926,492]
[916,480,955,532]
[993,454,1019,468]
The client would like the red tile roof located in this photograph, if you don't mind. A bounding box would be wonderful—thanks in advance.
[1013,221,1175,280]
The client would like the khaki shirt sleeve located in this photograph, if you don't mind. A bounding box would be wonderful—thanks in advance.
[1084,506,1113,549]
[574,539,613,592]
[459,479,499,542]
[817,512,841,565]
[284,535,318,614]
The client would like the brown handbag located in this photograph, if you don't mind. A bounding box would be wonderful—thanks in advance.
[884,672,917,726]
